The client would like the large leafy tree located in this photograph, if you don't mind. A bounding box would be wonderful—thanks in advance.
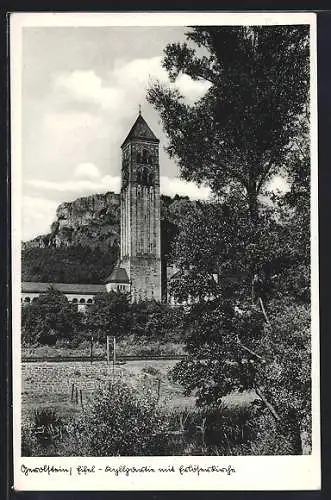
[85,291,131,341]
[22,287,85,344]
[147,25,309,222]
[149,25,311,453]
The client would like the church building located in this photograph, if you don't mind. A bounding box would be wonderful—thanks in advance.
[105,110,162,302]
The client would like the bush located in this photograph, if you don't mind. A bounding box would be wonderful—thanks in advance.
[142,366,160,377]
[21,426,39,456]
[67,380,166,456]
[22,408,67,456]
[37,330,57,346]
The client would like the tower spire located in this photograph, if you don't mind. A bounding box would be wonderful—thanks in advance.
[138,104,142,116]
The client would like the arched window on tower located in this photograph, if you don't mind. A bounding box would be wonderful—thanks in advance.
[142,167,148,185]
[142,149,148,164]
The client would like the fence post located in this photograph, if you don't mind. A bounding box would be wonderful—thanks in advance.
[80,389,83,408]
[75,386,78,405]
[90,335,94,364]
[113,336,116,374]
[157,378,161,402]
[71,383,75,402]
[106,335,110,365]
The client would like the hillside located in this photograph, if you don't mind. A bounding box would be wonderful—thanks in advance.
[22,193,193,284]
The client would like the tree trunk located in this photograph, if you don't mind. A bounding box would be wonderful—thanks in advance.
[276,409,303,455]
[248,188,258,225]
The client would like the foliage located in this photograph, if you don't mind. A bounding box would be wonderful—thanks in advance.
[171,298,310,454]
[67,381,166,456]
[147,25,309,220]
[255,300,311,445]
[22,408,67,456]
[21,398,298,457]
[22,245,118,284]
[130,300,185,340]
[22,287,85,345]
[22,285,187,348]
[85,291,131,341]
[169,196,309,305]
[147,24,311,454]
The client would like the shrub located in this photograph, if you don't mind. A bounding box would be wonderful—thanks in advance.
[68,380,166,456]
[37,329,57,346]
[21,408,67,456]
[32,408,65,447]
[142,366,160,377]
[21,426,39,456]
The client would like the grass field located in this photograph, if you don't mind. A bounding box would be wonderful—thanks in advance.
[22,339,186,360]
[22,359,256,425]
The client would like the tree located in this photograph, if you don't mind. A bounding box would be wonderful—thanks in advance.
[172,296,310,454]
[22,287,85,345]
[85,291,131,341]
[147,25,309,223]
[149,25,311,453]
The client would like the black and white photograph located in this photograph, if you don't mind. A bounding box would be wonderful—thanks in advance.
[11,12,320,491]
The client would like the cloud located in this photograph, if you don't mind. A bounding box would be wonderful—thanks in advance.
[52,57,210,113]
[22,196,59,240]
[160,176,211,200]
[54,70,126,111]
[23,53,212,240]
[74,162,101,179]
[26,174,209,201]
[26,175,121,195]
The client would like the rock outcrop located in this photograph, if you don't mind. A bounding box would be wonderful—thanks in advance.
[23,192,120,252]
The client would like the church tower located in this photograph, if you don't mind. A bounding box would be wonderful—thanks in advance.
[119,110,161,301]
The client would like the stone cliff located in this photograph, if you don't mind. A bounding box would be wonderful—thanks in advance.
[23,192,120,252]
[22,192,192,284]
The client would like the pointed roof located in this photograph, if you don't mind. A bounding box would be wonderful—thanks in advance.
[121,112,159,148]
[105,265,130,284]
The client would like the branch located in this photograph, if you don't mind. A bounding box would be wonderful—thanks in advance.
[293,138,306,159]
[256,160,275,193]
[235,335,265,361]
[259,297,270,325]
[254,384,281,421]
[192,70,216,86]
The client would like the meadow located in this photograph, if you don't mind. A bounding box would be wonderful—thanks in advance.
[22,359,256,424]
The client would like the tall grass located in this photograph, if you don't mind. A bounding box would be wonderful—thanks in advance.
[22,393,294,456]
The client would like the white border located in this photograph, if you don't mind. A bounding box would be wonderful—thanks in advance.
[11,12,320,491]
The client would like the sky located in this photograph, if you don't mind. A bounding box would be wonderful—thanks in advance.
[21,25,290,242]
[21,26,212,241]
